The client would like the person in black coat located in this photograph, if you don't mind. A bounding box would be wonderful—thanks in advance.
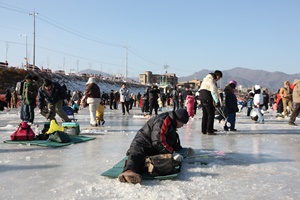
[5,89,12,109]
[149,85,160,115]
[118,108,189,184]
[223,80,239,131]
[109,90,114,109]
[141,87,150,114]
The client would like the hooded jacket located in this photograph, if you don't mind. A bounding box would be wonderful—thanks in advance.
[85,77,101,103]
[224,84,238,114]
[279,81,293,101]
[185,95,195,117]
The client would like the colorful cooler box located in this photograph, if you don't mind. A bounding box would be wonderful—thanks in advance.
[62,122,80,135]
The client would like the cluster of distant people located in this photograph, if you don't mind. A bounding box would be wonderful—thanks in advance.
[1,71,299,131]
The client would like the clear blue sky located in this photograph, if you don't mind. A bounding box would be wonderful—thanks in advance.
[0,0,299,77]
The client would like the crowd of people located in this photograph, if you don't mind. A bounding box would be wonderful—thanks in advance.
[1,71,299,185]
[1,72,299,130]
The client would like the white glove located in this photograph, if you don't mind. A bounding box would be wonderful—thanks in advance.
[173,152,183,162]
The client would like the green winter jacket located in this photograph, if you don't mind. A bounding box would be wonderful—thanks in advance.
[22,81,38,105]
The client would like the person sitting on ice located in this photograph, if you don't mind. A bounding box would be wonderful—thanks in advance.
[118,108,189,184]
[71,100,79,113]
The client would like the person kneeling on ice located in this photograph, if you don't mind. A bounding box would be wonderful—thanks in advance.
[118,108,189,184]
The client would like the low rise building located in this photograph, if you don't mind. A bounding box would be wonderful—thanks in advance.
[139,71,178,86]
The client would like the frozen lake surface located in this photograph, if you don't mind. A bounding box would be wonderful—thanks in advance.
[0,106,300,200]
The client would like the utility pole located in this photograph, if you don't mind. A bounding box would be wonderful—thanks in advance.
[5,42,9,62]
[19,34,28,67]
[164,64,169,74]
[124,46,128,81]
[76,59,79,73]
[30,10,38,67]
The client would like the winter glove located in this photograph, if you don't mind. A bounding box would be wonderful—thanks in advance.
[173,152,183,162]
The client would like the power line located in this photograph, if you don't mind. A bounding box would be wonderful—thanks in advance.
[37,14,125,48]
[0,2,183,74]
[0,2,31,14]
[0,39,122,68]
[36,45,122,67]
[129,47,163,67]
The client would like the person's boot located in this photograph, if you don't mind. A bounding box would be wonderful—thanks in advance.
[118,170,142,184]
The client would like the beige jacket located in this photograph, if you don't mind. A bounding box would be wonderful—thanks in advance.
[279,81,292,101]
[292,79,300,103]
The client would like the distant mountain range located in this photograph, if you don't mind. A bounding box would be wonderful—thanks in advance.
[178,67,300,92]
[79,67,299,92]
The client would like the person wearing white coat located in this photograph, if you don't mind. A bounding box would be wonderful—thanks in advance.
[119,83,130,115]
[253,85,264,124]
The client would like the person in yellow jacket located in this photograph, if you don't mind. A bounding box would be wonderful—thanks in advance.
[96,100,106,126]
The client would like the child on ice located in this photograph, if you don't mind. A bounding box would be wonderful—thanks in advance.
[253,84,265,124]
[157,95,163,112]
[246,91,254,117]
[223,80,239,131]
[96,100,106,126]
[185,91,195,118]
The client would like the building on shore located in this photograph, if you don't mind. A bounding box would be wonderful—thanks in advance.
[139,71,178,86]
[139,71,178,90]
[177,80,202,91]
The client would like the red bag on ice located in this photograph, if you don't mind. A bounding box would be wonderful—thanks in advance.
[10,122,35,141]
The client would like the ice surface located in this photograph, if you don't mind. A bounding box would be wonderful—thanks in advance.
[0,106,300,200]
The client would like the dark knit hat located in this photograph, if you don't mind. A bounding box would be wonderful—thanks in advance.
[43,79,52,87]
[25,74,33,80]
[175,108,189,124]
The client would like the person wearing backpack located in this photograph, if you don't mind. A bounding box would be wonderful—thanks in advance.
[21,75,38,125]
[38,79,71,122]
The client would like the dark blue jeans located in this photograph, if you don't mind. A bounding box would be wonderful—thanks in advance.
[23,104,35,123]
[173,99,179,111]
[224,112,236,130]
